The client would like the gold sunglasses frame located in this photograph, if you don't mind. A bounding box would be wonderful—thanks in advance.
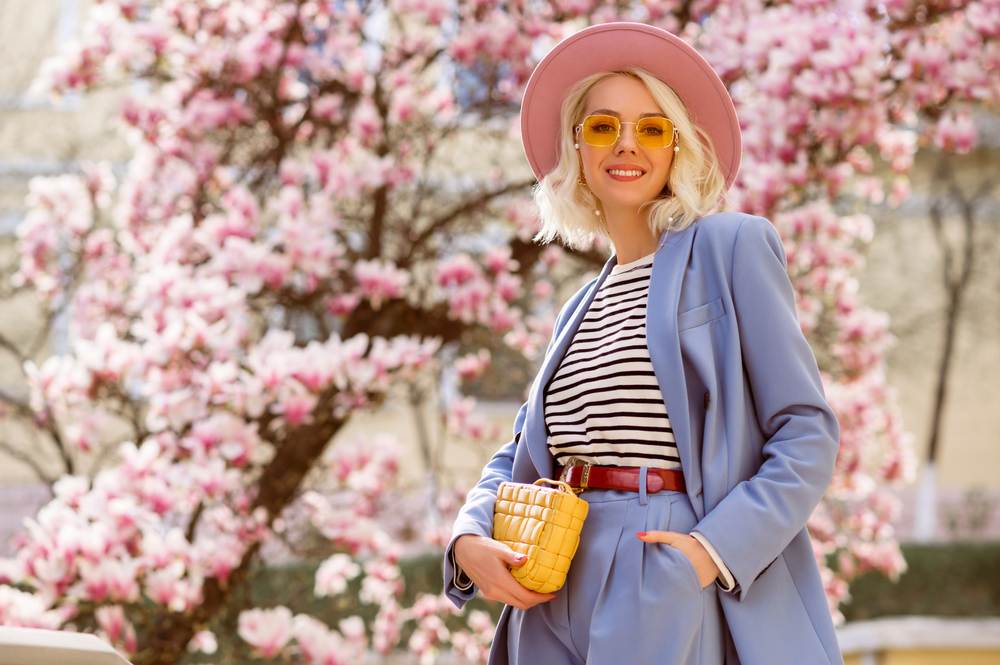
[575,115,679,149]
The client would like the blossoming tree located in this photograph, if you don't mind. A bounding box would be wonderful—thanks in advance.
[1,0,998,662]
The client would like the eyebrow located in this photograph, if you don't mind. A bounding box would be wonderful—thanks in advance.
[589,109,668,119]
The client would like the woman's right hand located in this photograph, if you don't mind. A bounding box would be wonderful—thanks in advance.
[453,534,558,610]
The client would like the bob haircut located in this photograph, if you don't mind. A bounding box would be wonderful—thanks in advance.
[533,68,728,250]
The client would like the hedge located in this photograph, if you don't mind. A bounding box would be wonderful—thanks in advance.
[839,541,1000,621]
[180,542,1000,663]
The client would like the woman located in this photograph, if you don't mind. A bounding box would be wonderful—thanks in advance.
[444,22,843,665]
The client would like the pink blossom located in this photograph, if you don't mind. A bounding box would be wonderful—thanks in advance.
[468,609,495,637]
[314,554,361,597]
[238,606,294,659]
[353,259,410,310]
[932,108,978,153]
[326,293,361,316]
[79,558,140,603]
[504,324,546,360]
[187,630,218,655]
[0,559,26,585]
[293,614,350,665]
[450,629,487,662]
[338,616,367,662]
[143,561,192,612]
[359,559,401,605]
[0,587,63,628]
[184,412,262,466]
[444,396,499,442]
[194,531,245,585]
[273,382,319,427]
[350,100,383,147]
[888,176,911,207]
[372,598,403,655]
[435,254,481,287]
[96,604,126,643]
[493,272,523,302]
[482,300,519,332]
[454,349,491,381]
[446,278,491,324]
[123,622,137,654]
[533,280,554,299]
[483,247,519,274]
[140,527,189,570]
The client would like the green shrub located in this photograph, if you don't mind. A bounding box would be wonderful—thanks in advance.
[183,542,1000,662]
[841,542,1000,622]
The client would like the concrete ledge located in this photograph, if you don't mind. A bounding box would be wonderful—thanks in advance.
[0,626,131,665]
[838,617,1000,652]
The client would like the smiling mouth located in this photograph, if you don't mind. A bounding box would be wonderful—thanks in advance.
[607,169,645,177]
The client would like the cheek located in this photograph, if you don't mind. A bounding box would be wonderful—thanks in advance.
[580,150,603,179]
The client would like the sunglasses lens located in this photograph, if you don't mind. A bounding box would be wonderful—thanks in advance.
[581,115,620,146]
[635,117,674,148]
[580,115,675,148]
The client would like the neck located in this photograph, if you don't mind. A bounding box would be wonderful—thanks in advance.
[605,209,660,264]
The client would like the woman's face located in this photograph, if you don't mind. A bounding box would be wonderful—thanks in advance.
[577,75,674,220]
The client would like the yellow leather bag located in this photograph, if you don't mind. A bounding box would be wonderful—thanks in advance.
[493,478,589,593]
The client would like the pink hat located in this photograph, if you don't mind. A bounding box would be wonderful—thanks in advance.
[520,22,741,190]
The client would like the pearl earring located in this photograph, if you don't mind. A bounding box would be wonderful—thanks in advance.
[574,142,579,149]
[674,145,679,152]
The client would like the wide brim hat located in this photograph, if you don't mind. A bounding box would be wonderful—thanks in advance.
[520,22,741,190]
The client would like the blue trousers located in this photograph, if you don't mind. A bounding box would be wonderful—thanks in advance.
[507,488,725,665]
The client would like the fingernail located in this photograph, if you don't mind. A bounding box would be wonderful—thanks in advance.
[636,532,647,537]
[514,553,527,561]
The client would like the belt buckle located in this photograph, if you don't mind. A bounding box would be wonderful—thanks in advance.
[561,457,592,494]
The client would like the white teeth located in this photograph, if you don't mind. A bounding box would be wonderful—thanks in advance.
[608,169,644,177]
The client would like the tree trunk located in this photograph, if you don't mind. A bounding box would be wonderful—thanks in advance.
[133,390,346,665]
[915,155,979,542]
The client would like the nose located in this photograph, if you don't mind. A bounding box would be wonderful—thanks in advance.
[615,122,639,153]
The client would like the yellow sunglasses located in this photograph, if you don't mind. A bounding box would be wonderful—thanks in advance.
[575,114,677,149]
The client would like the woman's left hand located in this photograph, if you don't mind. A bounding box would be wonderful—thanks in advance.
[637,531,721,589]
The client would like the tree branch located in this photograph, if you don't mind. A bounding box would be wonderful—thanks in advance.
[0,440,55,486]
[399,178,537,268]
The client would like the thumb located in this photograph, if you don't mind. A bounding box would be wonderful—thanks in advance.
[504,547,529,567]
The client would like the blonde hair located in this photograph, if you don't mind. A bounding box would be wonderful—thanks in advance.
[533,68,728,250]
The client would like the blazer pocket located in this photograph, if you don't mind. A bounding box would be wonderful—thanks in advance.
[678,298,726,331]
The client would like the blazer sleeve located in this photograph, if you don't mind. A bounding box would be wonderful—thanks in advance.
[442,404,527,608]
[442,282,591,608]
[692,215,840,600]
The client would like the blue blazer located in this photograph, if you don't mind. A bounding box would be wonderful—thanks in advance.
[445,213,844,665]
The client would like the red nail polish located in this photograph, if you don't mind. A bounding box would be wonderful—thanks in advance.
[636,532,647,537]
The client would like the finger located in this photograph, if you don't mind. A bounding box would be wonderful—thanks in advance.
[636,530,684,546]
[481,576,557,610]
[508,584,558,610]
[501,562,558,607]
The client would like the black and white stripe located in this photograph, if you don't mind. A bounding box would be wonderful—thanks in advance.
[544,252,680,470]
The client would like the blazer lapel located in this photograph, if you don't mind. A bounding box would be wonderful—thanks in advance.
[647,226,704,513]
[521,256,618,481]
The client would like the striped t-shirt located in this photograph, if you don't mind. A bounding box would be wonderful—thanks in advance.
[544,251,681,470]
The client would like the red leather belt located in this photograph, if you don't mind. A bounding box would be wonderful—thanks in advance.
[556,463,686,494]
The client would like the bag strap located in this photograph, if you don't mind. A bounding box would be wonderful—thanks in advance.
[533,478,575,493]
